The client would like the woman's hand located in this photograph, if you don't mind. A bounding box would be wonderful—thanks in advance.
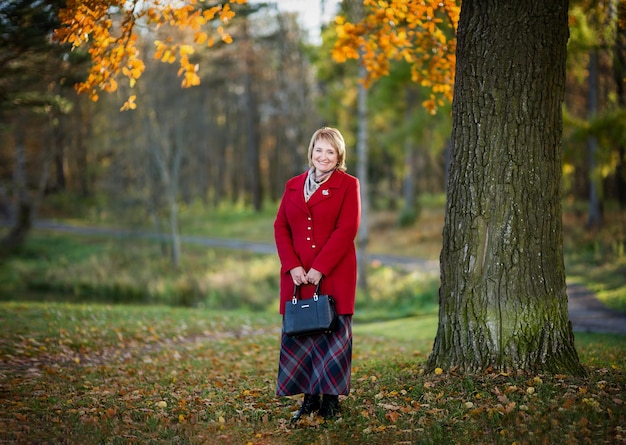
[306,268,323,286]
[290,267,308,285]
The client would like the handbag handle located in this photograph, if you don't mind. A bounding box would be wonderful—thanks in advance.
[291,279,323,304]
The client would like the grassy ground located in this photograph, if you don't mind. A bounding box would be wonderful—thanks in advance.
[0,303,624,444]
[1,197,625,443]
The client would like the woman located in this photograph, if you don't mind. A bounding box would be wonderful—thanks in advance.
[274,127,361,421]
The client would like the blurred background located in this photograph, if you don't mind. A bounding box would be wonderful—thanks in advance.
[0,0,624,318]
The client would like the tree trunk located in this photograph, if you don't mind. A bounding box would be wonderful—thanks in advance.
[586,32,602,229]
[1,116,32,256]
[147,107,182,268]
[354,0,369,292]
[400,87,418,225]
[427,0,585,375]
[356,59,369,291]
[614,0,626,208]
[242,19,262,212]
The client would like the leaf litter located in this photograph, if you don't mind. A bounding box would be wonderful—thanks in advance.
[0,302,624,444]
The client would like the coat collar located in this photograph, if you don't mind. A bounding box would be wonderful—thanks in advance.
[288,170,345,212]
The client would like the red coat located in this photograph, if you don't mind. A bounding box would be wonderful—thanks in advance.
[274,170,361,315]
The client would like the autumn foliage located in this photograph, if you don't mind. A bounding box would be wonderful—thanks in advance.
[54,0,246,110]
[332,0,460,113]
[53,1,459,113]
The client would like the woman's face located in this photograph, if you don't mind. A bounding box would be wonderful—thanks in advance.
[311,137,338,175]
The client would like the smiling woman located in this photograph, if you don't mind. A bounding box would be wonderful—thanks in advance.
[273,126,361,421]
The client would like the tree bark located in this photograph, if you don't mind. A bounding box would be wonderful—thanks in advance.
[427,0,585,375]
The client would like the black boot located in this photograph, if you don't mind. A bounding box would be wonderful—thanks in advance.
[318,395,341,419]
[290,394,320,422]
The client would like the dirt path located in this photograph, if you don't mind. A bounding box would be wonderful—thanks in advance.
[25,220,626,336]
[567,283,626,335]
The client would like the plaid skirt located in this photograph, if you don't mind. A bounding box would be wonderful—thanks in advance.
[276,315,352,396]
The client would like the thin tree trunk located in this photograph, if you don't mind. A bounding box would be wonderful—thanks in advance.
[354,0,369,292]
[242,19,262,211]
[76,99,90,198]
[356,58,369,291]
[401,87,417,224]
[586,36,602,229]
[1,115,32,255]
[169,125,184,267]
[427,0,585,375]
[614,0,626,208]
[147,108,182,268]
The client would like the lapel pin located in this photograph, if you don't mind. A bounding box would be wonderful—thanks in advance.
[322,190,329,196]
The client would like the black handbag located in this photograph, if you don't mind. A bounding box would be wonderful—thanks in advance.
[283,279,338,337]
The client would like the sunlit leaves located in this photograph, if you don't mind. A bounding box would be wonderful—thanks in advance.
[120,94,137,111]
[333,0,460,114]
[54,0,246,108]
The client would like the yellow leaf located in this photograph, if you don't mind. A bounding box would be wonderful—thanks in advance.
[434,367,443,375]
[181,70,200,88]
[195,31,208,44]
[179,44,194,56]
[104,78,117,92]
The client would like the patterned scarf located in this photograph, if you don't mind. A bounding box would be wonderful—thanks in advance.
[304,167,333,202]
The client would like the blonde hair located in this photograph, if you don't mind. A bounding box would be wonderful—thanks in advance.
[307,127,347,172]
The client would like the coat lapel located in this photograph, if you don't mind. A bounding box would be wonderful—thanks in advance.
[288,172,310,214]
[307,171,344,208]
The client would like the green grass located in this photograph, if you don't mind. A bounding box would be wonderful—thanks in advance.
[30,193,626,313]
[0,230,440,320]
[0,303,624,444]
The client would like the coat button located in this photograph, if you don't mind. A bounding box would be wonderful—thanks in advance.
[312,245,316,249]
[306,237,311,241]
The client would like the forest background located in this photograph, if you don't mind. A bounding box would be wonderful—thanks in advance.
[0,0,624,313]
[1,1,626,443]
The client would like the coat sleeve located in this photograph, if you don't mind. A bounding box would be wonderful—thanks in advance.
[311,176,361,276]
[273,188,302,274]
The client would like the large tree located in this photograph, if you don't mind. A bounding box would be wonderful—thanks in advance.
[335,0,585,375]
[426,0,585,375]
